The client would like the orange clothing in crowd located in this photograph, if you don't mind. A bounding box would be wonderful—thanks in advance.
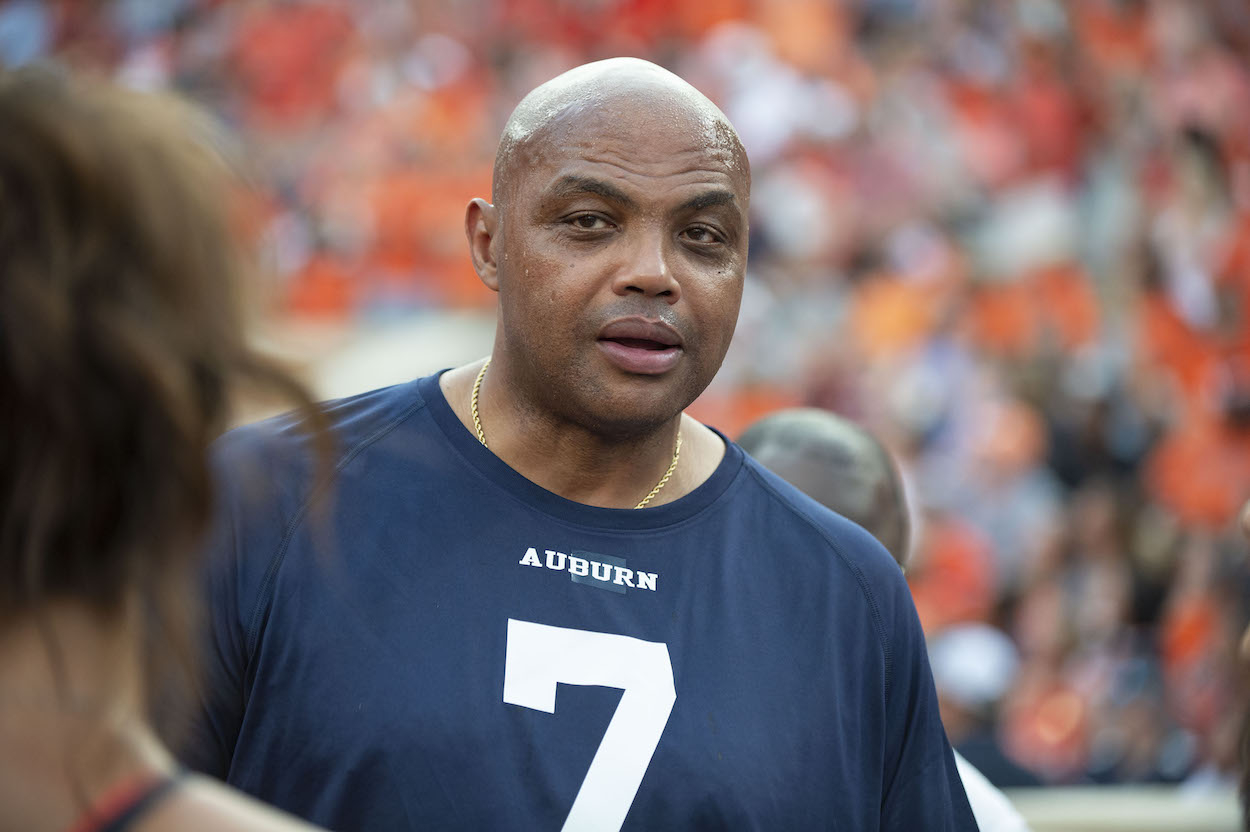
[849,274,936,360]
[365,163,491,307]
[1002,673,1091,782]
[1033,264,1100,350]
[688,385,802,442]
[1014,46,1086,179]
[966,264,1101,358]
[1147,416,1250,529]
[967,282,1039,358]
[288,253,356,319]
[909,515,997,634]
[1138,290,1221,399]
[1072,0,1152,77]
[230,1,353,130]
[757,0,849,77]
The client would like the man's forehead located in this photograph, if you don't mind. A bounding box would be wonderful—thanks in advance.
[502,59,732,148]
[503,113,746,219]
[533,107,744,176]
[494,59,749,204]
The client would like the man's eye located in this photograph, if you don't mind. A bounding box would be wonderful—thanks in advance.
[683,225,722,244]
[569,214,610,230]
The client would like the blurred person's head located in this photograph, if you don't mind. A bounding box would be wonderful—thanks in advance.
[738,407,909,565]
[929,623,1021,741]
[0,66,318,725]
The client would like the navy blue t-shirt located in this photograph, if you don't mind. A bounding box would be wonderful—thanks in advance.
[185,372,977,831]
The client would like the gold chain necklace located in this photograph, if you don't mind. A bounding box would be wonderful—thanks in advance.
[471,358,681,509]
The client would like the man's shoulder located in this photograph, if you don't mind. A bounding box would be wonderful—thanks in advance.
[201,377,439,621]
[733,449,915,652]
[736,450,902,580]
[215,376,431,472]
[209,376,436,525]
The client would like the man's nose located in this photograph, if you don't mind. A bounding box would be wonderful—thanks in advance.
[612,230,681,303]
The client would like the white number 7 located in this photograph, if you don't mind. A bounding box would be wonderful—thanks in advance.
[503,619,677,832]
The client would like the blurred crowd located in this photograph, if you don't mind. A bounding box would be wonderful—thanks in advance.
[9,0,1250,793]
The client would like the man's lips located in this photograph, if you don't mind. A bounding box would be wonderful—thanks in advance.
[598,318,683,347]
[596,317,684,375]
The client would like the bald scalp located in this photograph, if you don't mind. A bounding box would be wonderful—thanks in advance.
[739,409,911,567]
[492,57,748,209]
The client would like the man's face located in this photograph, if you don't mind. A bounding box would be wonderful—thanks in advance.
[491,101,749,435]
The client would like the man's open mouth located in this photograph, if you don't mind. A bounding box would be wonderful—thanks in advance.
[596,318,684,375]
[601,337,676,351]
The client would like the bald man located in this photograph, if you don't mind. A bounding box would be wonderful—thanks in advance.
[740,408,1029,832]
[188,60,975,831]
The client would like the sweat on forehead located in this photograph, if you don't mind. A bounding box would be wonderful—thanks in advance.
[492,58,747,204]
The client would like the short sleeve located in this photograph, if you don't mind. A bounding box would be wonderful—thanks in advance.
[877,561,980,831]
[178,483,248,778]
[177,421,315,778]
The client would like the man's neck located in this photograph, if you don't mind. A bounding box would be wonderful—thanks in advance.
[441,358,725,509]
[0,603,171,832]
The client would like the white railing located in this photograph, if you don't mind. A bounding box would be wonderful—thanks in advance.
[1006,786,1240,832]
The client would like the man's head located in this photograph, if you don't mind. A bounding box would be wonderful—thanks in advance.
[739,409,910,566]
[466,58,751,437]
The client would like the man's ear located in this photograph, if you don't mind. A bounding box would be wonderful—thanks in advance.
[465,198,501,292]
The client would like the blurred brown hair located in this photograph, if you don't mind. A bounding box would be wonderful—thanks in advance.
[0,66,322,702]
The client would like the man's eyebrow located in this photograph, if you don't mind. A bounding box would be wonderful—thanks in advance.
[679,189,739,213]
[544,175,637,208]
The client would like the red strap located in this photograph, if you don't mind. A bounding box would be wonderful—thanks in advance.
[63,774,167,832]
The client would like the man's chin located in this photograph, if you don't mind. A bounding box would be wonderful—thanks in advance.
[577,382,698,438]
